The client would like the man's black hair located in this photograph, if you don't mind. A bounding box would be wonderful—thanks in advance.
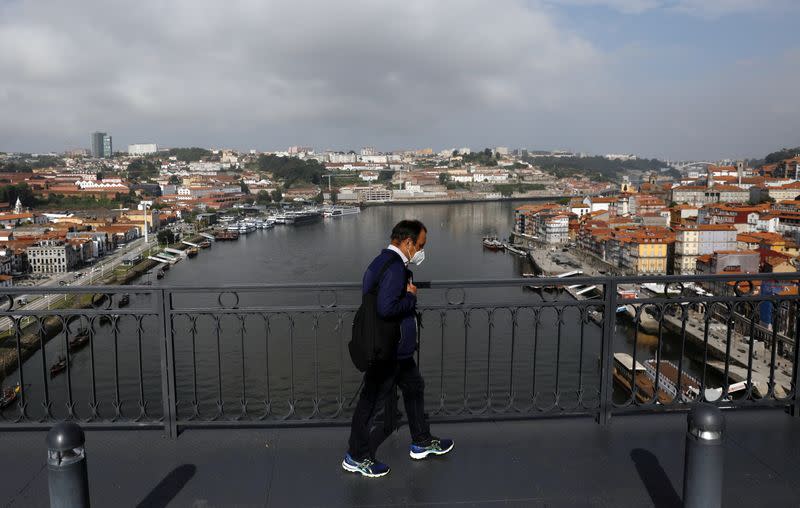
[391,219,427,243]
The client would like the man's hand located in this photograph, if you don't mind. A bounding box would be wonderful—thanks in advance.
[406,282,417,295]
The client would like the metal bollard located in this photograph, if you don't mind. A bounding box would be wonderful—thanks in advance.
[683,403,724,508]
[47,422,90,508]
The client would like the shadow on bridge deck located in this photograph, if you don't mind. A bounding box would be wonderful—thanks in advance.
[2,410,800,507]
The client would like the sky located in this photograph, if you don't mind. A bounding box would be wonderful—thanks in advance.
[0,0,798,160]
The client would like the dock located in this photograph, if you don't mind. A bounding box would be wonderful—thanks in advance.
[659,312,792,395]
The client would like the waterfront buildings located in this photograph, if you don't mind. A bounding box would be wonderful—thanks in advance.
[27,240,81,274]
[673,225,737,275]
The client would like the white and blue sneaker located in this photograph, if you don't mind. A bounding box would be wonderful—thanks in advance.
[341,453,391,478]
[409,437,454,460]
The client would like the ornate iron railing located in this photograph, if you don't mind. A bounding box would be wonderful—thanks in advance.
[0,273,798,437]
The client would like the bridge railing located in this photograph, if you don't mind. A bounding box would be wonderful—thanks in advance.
[0,273,797,436]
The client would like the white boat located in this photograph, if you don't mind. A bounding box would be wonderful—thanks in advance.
[505,244,526,256]
[324,206,361,218]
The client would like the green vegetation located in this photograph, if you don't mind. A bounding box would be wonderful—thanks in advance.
[0,155,64,173]
[524,155,667,182]
[271,188,283,203]
[40,192,136,209]
[256,190,272,204]
[168,175,181,185]
[492,183,546,196]
[257,155,324,187]
[240,180,250,194]
[0,183,36,207]
[764,147,800,165]
[460,148,499,167]
[0,161,34,172]
[168,147,212,162]
[126,159,158,180]
[749,195,774,205]
[377,170,393,182]
[157,230,176,244]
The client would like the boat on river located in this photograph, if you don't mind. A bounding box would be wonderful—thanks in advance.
[199,240,211,249]
[187,247,199,258]
[118,293,130,308]
[0,383,20,408]
[214,230,239,241]
[323,206,361,218]
[50,355,67,378]
[612,353,702,404]
[482,237,504,251]
[69,330,90,351]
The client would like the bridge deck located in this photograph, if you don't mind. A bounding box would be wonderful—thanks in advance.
[2,410,799,507]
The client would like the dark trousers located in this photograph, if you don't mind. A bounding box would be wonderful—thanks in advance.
[348,357,431,461]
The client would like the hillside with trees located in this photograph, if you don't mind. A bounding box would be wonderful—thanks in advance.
[764,147,800,164]
[167,147,212,162]
[524,155,671,181]
[256,154,324,187]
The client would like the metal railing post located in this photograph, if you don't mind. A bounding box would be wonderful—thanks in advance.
[47,421,90,507]
[596,277,616,425]
[157,289,178,439]
[683,403,724,508]
[790,298,800,417]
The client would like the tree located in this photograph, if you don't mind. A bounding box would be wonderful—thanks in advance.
[377,170,393,182]
[168,147,211,162]
[330,190,338,204]
[271,188,283,203]
[0,183,35,207]
[438,173,450,185]
[96,171,103,181]
[313,191,324,204]
[256,154,324,187]
[240,180,250,194]
[168,175,181,185]
[452,150,458,156]
[765,147,800,164]
[256,190,272,204]
[127,159,158,180]
[157,230,175,245]
[483,148,492,158]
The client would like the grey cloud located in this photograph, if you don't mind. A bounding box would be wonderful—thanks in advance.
[0,0,797,160]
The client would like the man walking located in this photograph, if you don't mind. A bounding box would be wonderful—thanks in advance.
[342,219,454,478]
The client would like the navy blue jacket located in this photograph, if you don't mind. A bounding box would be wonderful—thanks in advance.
[362,249,417,359]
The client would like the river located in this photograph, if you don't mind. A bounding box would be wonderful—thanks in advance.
[3,201,712,423]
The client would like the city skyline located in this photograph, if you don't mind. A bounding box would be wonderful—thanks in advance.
[1,0,799,160]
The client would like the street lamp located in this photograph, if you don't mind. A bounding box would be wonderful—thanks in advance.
[139,200,153,244]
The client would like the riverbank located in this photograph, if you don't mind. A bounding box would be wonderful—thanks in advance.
[362,194,590,206]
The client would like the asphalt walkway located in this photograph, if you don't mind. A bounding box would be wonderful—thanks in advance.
[2,409,799,507]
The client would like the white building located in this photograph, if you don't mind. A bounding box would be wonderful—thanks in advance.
[127,143,158,156]
[604,153,638,161]
[494,147,509,156]
[188,162,221,173]
[472,169,509,183]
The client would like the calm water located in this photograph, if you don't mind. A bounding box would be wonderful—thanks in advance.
[4,202,708,422]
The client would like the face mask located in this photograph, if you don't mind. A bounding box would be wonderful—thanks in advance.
[410,248,425,266]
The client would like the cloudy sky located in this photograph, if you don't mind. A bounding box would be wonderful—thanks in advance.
[0,0,798,160]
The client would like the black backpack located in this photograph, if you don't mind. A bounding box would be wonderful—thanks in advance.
[349,257,402,371]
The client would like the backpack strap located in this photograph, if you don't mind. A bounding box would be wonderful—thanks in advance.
[369,255,399,295]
